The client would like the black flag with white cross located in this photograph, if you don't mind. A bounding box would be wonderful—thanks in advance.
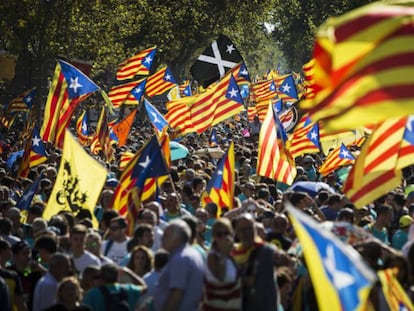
[190,34,244,88]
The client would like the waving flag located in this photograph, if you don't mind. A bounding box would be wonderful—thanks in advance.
[191,34,244,87]
[112,136,169,233]
[91,108,113,162]
[343,118,406,208]
[191,74,244,133]
[378,268,414,311]
[41,60,99,148]
[144,98,168,133]
[116,46,156,81]
[7,87,36,113]
[164,99,195,135]
[257,103,296,185]
[201,141,235,215]
[44,130,107,228]
[180,80,192,97]
[145,67,177,97]
[111,109,137,147]
[76,110,92,146]
[301,2,414,132]
[319,143,355,177]
[277,74,298,100]
[108,79,147,108]
[16,172,43,210]
[18,125,48,178]
[287,205,376,311]
[288,122,320,159]
[251,80,278,101]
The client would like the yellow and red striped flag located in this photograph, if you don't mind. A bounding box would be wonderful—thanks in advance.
[116,46,156,81]
[112,136,169,234]
[18,125,48,178]
[377,268,414,311]
[145,67,177,97]
[301,2,414,132]
[91,108,113,163]
[288,122,320,159]
[41,60,99,148]
[165,97,196,135]
[318,143,355,177]
[76,110,92,146]
[108,79,146,108]
[201,141,235,216]
[343,118,407,208]
[257,103,296,185]
[6,87,36,113]
[119,151,135,171]
[190,74,244,133]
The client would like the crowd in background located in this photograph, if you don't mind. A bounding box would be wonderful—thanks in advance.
[0,114,413,311]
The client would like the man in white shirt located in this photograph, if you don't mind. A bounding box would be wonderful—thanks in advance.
[101,217,129,265]
[70,224,101,274]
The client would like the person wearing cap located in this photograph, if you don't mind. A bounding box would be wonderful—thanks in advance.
[392,215,413,250]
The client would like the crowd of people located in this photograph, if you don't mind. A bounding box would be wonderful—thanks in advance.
[0,112,413,311]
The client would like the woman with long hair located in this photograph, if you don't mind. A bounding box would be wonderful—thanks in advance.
[127,246,153,277]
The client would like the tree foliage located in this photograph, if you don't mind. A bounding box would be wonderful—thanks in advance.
[0,0,279,93]
[270,0,376,71]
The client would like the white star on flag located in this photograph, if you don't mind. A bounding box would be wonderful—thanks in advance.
[139,155,151,168]
[69,77,83,93]
[340,149,349,158]
[134,87,142,94]
[310,131,318,140]
[226,44,235,54]
[25,96,32,103]
[217,169,223,176]
[406,116,414,132]
[240,68,248,76]
[151,112,160,124]
[228,88,238,98]
[281,84,291,93]
[323,244,355,290]
[21,191,32,203]
[82,122,88,133]
[144,56,152,64]
[165,74,171,81]
[32,135,41,147]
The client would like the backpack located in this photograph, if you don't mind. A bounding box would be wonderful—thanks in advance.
[99,285,130,311]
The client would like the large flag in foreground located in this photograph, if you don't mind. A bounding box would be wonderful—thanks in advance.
[343,118,407,208]
[44,130,107,227]
[116,46,156,81]
[301,2,414,132]
[287,205,376,311]
[257,103,296,185]
[201,141,235,215]
[191,34,244,87]
[41,60,99,148]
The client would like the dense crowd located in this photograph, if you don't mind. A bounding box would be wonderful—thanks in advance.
[0,114,413,311]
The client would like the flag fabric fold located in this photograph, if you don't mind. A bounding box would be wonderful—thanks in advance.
[111,109,137,147]
[145,67,177,97]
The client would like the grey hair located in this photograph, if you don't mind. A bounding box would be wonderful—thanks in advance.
[167,219,191,243]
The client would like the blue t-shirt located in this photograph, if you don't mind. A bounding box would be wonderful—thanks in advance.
[392,230,408,250]
[83,283,142,311]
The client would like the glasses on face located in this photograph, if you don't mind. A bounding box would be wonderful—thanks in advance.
[86,241,98,248]
[214,230,231,238]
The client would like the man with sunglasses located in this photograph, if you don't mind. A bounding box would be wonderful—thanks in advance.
[101,217,130,266]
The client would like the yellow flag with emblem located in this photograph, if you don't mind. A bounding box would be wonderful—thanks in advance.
[43,130,107,227]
